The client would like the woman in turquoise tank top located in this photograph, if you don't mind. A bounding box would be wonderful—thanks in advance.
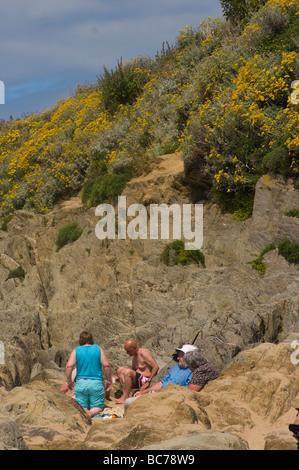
[65,331,111,417]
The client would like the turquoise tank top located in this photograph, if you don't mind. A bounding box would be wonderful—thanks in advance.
[75,344,104,381]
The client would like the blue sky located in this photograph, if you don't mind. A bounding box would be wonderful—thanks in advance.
[0,0,223,121]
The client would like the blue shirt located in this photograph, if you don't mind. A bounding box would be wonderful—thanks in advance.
[75,344,104,381]
[161,364,193,389]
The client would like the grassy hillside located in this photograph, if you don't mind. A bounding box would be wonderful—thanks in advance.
[0,0,298,219]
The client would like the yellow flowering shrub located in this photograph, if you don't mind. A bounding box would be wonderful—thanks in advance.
[0,85,111,213]
[181,0,299,215]
[0,0,298,217]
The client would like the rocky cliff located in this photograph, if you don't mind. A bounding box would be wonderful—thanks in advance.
[0,153,298,450]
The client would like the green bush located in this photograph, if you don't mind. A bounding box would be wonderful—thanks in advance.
[8,265,25,281]
[56,222,83,251]
[0,215,12,231]
[284,209,299,218]
[258,4,299,53]
[155,41,177,68]
[220,0,268,25]
[97,57,154,115]
[82,170,132,208]
[163,240,206,267]
[278,239,299,264]
[216,185,256,220]
[250,239,299,271]
[262,144,290,174]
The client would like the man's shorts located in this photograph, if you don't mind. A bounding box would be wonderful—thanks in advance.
[74,379,105,409]
[132,372,150,390]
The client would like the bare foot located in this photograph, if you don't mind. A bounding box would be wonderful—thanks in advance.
[115,397,127,404]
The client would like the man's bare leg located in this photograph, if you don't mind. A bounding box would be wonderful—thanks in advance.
[115,367,136,404]
[88,407,104,418]
[134,381,162,397]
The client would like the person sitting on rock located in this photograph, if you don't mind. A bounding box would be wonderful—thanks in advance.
[182,349,219,392]
[65,331,112,417]
[133,344,197,398]
[115,338,159,404]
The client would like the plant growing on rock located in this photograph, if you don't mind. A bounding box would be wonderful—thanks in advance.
[7,265,25,282]
[278,239,299,264]
[82,169,132,208]
[163,240,206,267]
[284,208,299,218]
[0,215,12,231]
[249,243,276,275]
[55,222,83,252]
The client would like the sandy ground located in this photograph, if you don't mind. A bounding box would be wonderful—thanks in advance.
[242,407,296,450]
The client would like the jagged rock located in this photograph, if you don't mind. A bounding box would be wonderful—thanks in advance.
[141,431,250,450]
[0,336,33,390]
[252,174,299,235]
[276,216,299,245]
[201,342,299,422]
[0,417,28,450]
[83,385,211,451]
[0,170,298,376]
[292,397,299,409]
[0,159,298,450]
[124,384,211,428]
[0,369,91,448]
[264,431,298,450]
[0,253,20,271]
[198,342,299,449]
[82,342,298,451]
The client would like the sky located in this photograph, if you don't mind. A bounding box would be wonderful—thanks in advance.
[0,0,223,121]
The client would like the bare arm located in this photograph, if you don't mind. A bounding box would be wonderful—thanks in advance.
[100,348,112,391]
[188,383,203,392]
[65,349,76,388]
[141,349,159,381]
[134,381,162,396]
[138,349,159,391]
